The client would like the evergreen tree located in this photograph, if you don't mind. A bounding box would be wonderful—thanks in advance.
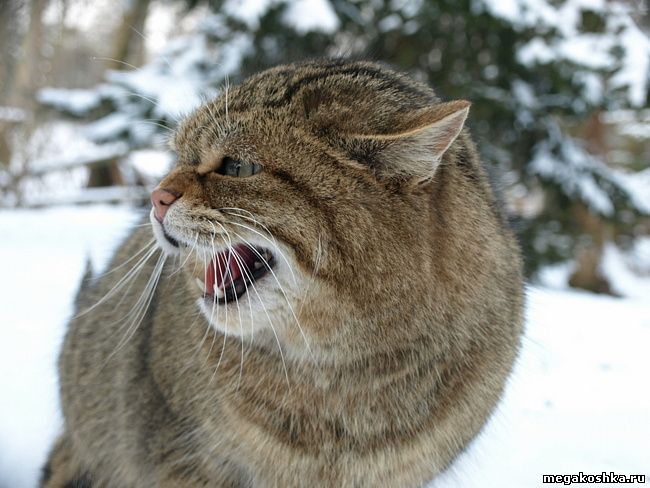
[37,0,649,290]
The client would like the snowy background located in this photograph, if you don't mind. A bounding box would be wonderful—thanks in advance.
[1,206,649,487]
[1,0,649,486]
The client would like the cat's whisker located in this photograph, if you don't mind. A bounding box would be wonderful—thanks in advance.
[214,227,242,373]
[131,222,157,228]
[220,228,254,390]
[196,246,219,367]
[227,227,313,360]
[225,218,297,286]
[103,251,167,365]
[169,232,198,277]
[229,256,246,390]
[219,208,278,247]
[203,102,223,142]
[75,244,160,318]
[225,237,246,390]
[92,56,140,70]
[210,223,291,389]
[93,238,156,279]
[122,91,163,110]
[211,221,256,346]
[115,253,166,344]
[138,119,174,134]
[127,23,173,72]
[203,238,223,371]
[224,76,231,125]
[102,249,160,321]
[232,245,256,348]
[208,232,230,384]
[298,233,324,317]
[178,310,207,375]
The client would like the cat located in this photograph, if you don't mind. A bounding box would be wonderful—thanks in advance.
[42,59,524,487]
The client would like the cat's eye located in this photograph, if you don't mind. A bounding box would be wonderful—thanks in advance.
[216,157,262,177]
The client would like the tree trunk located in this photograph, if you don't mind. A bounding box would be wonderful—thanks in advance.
[107,0,152,71]
[3,0,49,205]
[568,111,614,294]
[87,0,151,188]
[0,0,24,104]
[568,202,613,295]
[13,0,48,110]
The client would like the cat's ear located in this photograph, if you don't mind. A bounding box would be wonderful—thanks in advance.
[352,100,470,181]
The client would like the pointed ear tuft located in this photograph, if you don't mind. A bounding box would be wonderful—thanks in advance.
[352,100,470,181]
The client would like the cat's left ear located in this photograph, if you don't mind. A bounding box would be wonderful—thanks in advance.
[353,100,470,182]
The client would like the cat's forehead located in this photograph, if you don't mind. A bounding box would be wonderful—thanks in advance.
[172,60,439,161]
[232,60,437,112]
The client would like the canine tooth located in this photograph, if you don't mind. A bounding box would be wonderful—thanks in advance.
[214,284,225,299]
[194,277,206,293]
[253,261,263,270]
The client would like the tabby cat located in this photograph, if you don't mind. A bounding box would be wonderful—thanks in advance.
[43,59,524,488]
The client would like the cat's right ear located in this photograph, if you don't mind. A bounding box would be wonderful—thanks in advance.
[350,100,470,183]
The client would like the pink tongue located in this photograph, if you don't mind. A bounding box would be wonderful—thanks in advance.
[205,244,257,294]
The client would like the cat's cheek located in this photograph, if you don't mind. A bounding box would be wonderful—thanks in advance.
[195,285,296,340]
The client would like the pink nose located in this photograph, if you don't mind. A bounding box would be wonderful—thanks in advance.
[151,188,179,223]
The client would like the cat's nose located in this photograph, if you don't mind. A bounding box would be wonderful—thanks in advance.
[151,188,180,223]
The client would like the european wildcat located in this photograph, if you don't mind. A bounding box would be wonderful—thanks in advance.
[43,60,524,488]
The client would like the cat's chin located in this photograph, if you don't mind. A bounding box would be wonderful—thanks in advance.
[149,208,182,256]
[182,242,303,341]
[194,281,294,340]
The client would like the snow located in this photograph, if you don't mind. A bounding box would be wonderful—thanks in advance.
[530,139,615,216]
[436,287,650,487]
[602,109,650,140]
[378,14,402,32]
[24,187,151,208]
[485,0,650,107]
[126,149,174,183]
[608,4,650,107]
[29,142,129,176]
[223,0,276,30]
[84,112,132,141]
[627,237,650,275]
[610,168,650,216]
[530,130,650,217]
[0,106,26,123]
[283,0,340,34]
[0,206,140,488]
[37,88,104,116]
[601,244,650,300]
[1,206,650,487]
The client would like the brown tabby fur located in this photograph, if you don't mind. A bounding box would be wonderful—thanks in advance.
[44,60,524,487]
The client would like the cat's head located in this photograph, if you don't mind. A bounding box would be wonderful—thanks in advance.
[150,60,469,358]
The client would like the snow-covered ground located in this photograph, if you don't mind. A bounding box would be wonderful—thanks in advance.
[1,206,648,488]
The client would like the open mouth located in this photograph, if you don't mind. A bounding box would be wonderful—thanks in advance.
[195,243,275,305]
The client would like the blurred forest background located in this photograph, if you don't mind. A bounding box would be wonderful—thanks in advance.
[1,0,648,293]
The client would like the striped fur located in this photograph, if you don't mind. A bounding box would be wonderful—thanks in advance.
[46,60,524,487]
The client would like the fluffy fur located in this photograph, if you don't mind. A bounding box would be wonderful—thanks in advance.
[44,60,524,487]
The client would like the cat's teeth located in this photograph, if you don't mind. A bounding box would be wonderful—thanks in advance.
[253,261,263,270]
[194,277,206,294]
[214,284,225,299]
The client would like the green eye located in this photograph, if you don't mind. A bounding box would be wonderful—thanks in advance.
[217,157,262,177]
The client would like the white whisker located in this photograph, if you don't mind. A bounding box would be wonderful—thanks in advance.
[75,245,160,318]
[225,218,297,286]
[228,227,313,360]
[93,238,156,279]
[102,252,167,365]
